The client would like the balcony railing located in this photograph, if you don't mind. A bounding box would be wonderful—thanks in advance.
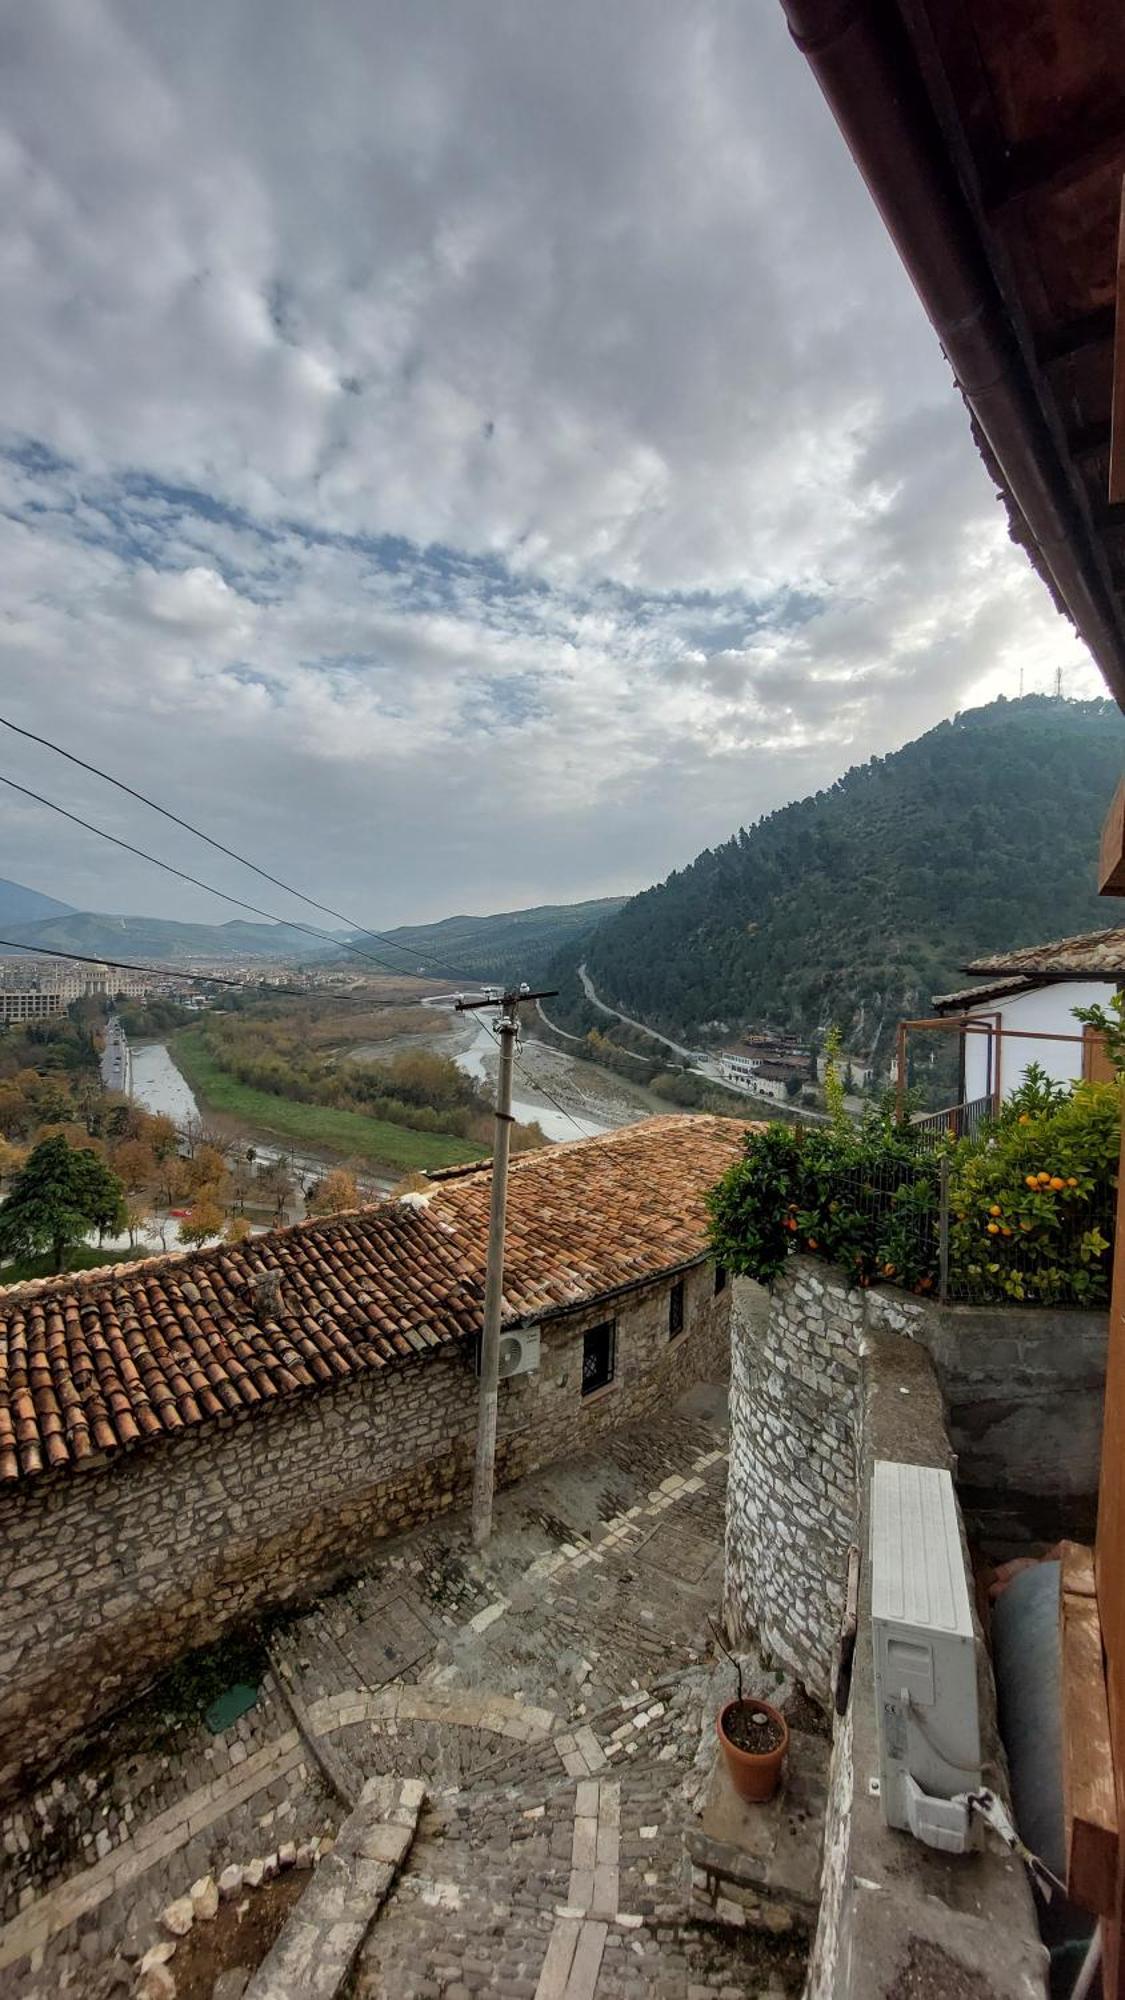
[910,1095,993,1147]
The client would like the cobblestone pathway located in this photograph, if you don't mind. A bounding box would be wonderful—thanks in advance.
[270,1380,805,1999]
[1,1376,807,1997]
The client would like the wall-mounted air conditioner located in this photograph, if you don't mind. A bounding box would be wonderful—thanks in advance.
[475,1326,541,1379]
[871,1459,982,1853]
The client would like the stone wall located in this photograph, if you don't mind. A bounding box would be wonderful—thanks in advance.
[1,1259,729,1794]
[724,1270,862,1694]
[725,1260,1106,1697]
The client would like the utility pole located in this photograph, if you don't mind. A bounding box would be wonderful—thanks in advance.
[454,983,558,1547]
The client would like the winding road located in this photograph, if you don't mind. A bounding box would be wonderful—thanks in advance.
[576,962,705,1065]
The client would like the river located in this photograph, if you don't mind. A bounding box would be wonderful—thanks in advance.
[130,1019,623,1178]
[127,1040,392,1199]
[130,1041,201,1127]
[453,1018,618,1141]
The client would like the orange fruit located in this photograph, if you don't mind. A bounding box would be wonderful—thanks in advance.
[807,1237,818,1250]
[987,1222,1000,1235]
[1049,1177,1065,1191]
[989,1204,1002,1216]
[1025,1175,1038,1189]
[1037,1172,1051,1185]
[1067,1177,1078,1188]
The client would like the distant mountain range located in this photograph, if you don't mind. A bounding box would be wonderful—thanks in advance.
[359,898,629,984]
[548,696,1125,1058]
[0,877,76,931]
[0,886,629,980]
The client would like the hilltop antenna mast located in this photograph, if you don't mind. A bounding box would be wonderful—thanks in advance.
[455,982,559,1547]
[1055,665,1063,698]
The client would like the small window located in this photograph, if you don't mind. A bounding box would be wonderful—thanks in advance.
[669,1279,685,1338]
[582,1320,616,1396]
[714,1265,728,1296]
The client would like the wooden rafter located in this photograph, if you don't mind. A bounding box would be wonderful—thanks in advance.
[1112,175,1125,505]
[1060,1542,1119,1918]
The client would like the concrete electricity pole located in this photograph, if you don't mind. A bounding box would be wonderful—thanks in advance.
[455,984,557,1547]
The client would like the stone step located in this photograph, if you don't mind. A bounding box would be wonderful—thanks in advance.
[243,1776,423,2000]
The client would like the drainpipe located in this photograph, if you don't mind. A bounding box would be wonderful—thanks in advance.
[779,0,1125,707]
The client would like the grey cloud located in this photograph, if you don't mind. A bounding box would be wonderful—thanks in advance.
[0,1,1098,927]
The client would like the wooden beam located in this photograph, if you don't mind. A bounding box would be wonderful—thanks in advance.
[1037,304,1116,367]
[1112,176,1125,506]
[986,124,1125,222]
[1060,1540,1119,1917]
[1101,777,1125,896]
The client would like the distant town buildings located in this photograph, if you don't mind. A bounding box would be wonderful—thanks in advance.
[719,1031,810,1099]
[0,958,194,1024]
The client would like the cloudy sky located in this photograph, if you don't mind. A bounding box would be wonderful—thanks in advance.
[0,0,1097,931]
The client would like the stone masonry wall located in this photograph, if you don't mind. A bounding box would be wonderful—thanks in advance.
[724,1270,863,1695]
[725,1258,1106,1697]
[1,1259,729,1794]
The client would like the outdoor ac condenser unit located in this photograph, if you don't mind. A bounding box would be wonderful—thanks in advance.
[871,1459,982,1853]
[475,1326,541,1379]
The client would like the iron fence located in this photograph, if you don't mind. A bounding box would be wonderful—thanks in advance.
[910,1095,993,1148]
[795,1142,1115,1309]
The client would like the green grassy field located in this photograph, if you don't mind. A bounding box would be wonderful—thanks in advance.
[0,1244,151,1286]
[171,1028,486,1174]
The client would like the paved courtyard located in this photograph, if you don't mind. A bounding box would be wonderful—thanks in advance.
[1,1371,808,1998]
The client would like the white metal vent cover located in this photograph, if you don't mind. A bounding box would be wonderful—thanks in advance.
[870,1460,981,1846]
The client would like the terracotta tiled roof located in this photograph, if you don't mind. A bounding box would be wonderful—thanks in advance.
[0,1114,750,1484]
[931,974,1038,1013]
[962,928,1125,980]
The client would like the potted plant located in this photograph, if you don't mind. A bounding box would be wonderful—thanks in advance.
[711,1623,789,1803]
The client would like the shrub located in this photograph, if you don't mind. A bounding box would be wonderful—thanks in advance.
[946,1075,1118,1305]
[707,1072,1120,1307]
[707,1110,939,1293]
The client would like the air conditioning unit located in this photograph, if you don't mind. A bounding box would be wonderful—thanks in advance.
[474,1326,541,1379]
[871,1459,982,1853]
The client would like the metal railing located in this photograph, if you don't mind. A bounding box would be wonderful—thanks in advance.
[790,1142,1115,1309]
[910,1096,993,1147]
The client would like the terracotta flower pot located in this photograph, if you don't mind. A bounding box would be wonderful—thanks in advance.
[716,1697,789,1803]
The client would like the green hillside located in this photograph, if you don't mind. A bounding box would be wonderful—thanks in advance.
[553,697,1125,1057]
[359,897,629,985]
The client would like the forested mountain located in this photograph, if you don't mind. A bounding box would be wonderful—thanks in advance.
[553,697,1125,1055]
[358,897,628,984]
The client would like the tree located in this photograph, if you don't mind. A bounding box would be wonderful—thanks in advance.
[124,1195,153,1249]
[146,1113,179,1161]
[224,1213,253,1245]
[0,1135,126,1272]
[179,1191,226,1248]
[112,1139,157,1192]
[306,1168,360,1217]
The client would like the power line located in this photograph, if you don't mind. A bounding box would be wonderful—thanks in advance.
[0,771,478,986]
[0,936,254,990]
[0,713,486,985]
